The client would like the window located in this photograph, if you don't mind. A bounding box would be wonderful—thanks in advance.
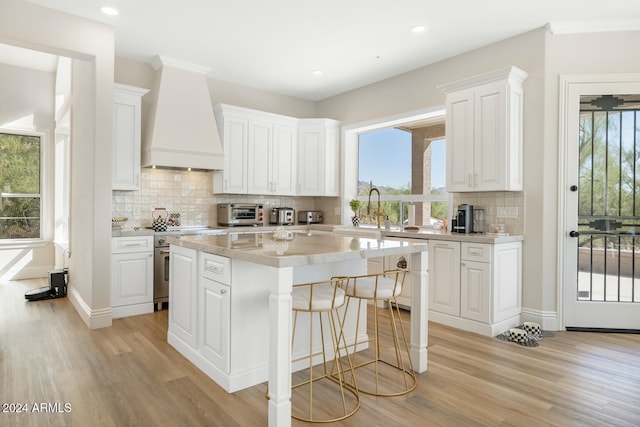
[0,130,42,239]
[356,126,449,227]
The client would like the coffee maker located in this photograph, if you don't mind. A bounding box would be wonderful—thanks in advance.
[453,204,473,233]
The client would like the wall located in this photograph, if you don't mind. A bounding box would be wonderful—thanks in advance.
[0,63,56,279]
[543,30,640,322]
[0,0,115,328]
[317,29,547,318]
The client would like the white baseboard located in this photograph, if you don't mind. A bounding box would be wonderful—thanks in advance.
[112,303,154,319]
[520,307,560,331]
[428,310,521,336]
[67,285,112,329]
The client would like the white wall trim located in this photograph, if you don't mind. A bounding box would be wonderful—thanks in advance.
[67,285,112,329]
[340,106,446,224]
[521,307,560,331]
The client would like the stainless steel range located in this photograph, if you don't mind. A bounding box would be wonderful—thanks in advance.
[153,227,226,310]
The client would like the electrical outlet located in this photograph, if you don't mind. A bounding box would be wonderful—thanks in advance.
[497,207,518,218]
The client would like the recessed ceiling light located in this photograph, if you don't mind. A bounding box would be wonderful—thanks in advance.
[411,25,427,33]
[100,6,119,16]
[310,69,323,76]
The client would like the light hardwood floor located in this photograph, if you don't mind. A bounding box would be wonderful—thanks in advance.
[1,278,639,426]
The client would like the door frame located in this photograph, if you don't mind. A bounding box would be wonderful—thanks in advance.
[557,73,640,329]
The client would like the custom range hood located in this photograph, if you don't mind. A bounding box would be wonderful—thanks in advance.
[142,56,224,170]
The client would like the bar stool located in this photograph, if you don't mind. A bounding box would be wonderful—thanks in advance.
[290,277,360,423]
[338,270,416,396]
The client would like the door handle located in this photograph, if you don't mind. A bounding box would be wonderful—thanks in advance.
[569,230,580,238]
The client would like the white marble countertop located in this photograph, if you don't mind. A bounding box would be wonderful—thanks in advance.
[168,230,429,268]
[381,229,524,244]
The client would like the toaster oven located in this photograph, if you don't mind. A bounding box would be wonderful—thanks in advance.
[217,203,264,226]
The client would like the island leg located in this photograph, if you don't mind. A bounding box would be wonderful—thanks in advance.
[267,266,293,427]
[409,251,428,372]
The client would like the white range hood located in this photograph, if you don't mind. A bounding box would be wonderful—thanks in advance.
[142,56,224,170]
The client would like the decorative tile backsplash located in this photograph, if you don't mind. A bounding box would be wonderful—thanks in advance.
[111,168,331,229]
[453,191,525,235]
[112,169,216,229]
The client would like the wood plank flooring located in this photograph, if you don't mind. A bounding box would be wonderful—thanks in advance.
[1,279,639,426]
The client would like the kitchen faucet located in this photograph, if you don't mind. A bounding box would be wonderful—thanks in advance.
[367,184,383,229]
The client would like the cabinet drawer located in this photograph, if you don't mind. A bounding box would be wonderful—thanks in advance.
[461,242,491,263]
[111,236,153,254]
[200,252,231,285]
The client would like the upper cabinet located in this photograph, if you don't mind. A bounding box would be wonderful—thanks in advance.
[213,105,339,197]
[440,66,527,192]
[297,119,340,197]
[112,84,149,191]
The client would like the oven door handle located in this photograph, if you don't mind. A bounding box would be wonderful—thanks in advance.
[159,249,170,254]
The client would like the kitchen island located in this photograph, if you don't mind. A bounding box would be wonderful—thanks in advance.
[167,230,429,427]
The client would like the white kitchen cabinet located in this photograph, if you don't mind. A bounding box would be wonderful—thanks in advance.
[200,277,230,373]
[198,252,231,373]
[271,123,297,194]
[441,66,527,192]
[111,236,154,318]
[428,240,461,316]
[428,240,522,336]
[213,104,297,195]
[112,84,148,191]
[297,119,340,196]
[247,118,298,195]
[460,243,491,323]
[169,245,199,349]
[213,111,249,194]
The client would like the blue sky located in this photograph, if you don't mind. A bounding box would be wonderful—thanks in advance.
[358,128,445,189]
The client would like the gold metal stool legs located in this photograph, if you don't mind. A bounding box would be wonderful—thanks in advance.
[338,271,417,397]
[290,279,360,423]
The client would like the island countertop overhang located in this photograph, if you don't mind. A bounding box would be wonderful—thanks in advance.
[167,231,429,268]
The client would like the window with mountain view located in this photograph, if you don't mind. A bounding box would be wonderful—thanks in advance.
[357,127,449,227]
[0,131,41,239]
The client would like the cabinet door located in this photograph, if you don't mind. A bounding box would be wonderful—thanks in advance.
[474,81,507,191]
[428,241,461,315]
[445,90,475,192]
[111,251,153,307]
[112,86,146,191]
[169,245,198,348]
[460,260,490,323]
[323,124,339,196]
[297,125,323,196]
[272,123,297,195]
[217,115,248,194]
[200,277,230,373]
[492,242,522,323]
[247,119,272,194]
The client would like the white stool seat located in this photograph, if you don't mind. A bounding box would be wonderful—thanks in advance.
[343,275,402,299]
[293,284,345,311]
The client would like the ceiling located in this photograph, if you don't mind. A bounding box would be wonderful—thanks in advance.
[9,0,640,101]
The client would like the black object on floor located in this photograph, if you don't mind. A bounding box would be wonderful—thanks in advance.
[25,269,67,301]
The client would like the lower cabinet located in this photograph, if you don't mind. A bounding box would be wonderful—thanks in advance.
[198,252,231,373]
[428,240,522,336]
[167,247,268,392]
[168,245,198,348]
[111,236,154,318]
